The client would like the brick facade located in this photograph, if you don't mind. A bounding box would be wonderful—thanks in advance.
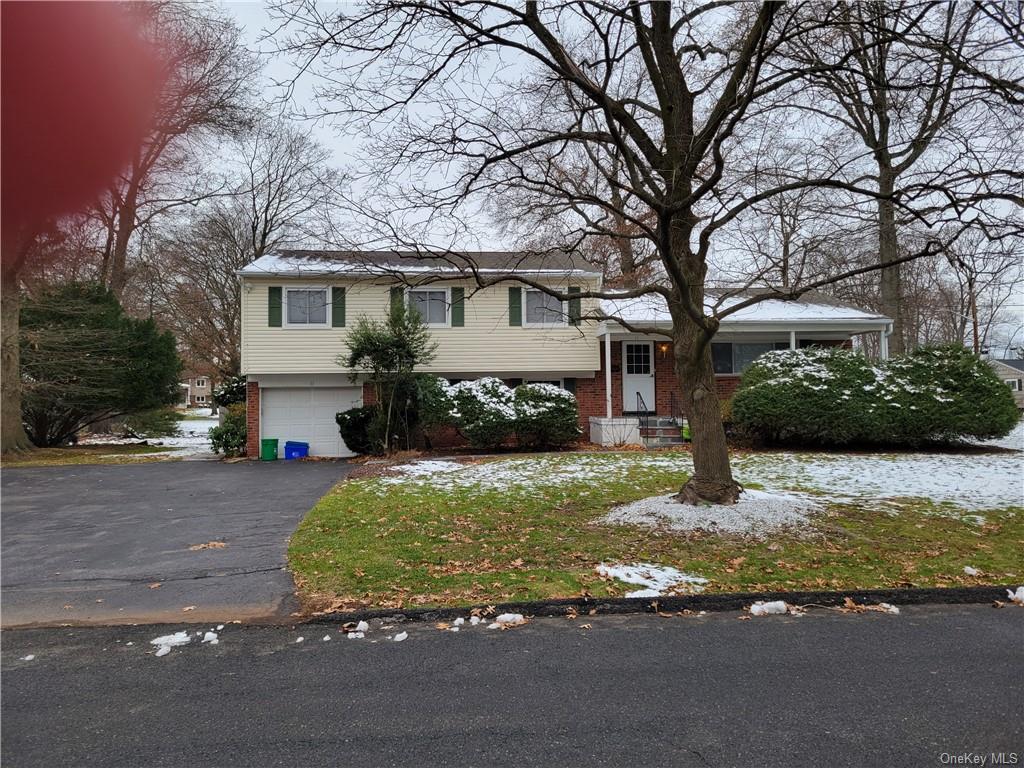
[574,341,741,428]
[245,381,260,457]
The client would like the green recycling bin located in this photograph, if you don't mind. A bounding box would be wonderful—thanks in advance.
[260,438,279,461]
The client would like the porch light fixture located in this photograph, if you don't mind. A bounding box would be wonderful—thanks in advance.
[657,342,671,359]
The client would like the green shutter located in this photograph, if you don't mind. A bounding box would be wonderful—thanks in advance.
[389,286,404,311]
[567,286,581,326]
[508,287,522,327]
[268,286,282,327]
[450,287,465,327]
[563,377,576,395]
[331,287,346,327]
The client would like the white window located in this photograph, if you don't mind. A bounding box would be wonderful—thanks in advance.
[285,288,329,327]
[195,395,207,403]
[195,378,207,388]
[1006,379,1020,392]
[524,289,565,326]
[526,379,564,388]
[408,289,449,326]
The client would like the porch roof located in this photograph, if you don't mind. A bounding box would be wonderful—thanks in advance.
[597,291,892,336]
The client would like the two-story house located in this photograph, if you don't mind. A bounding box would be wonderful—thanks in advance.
[183,374,212,407]
[239,250,893,456]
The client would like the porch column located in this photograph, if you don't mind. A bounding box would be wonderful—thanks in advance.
[879,327,890,360]
[604,332,613,418]
[789,330,797,350]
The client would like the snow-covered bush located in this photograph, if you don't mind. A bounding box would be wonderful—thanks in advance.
[421,377,581,449]
[732,346,1018,447]
[213,375,246,408]
[441,377,517,449]
[513,383,582,448]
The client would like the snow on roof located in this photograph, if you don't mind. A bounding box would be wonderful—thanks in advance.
[238,249,601,278]
[601,291,890,326]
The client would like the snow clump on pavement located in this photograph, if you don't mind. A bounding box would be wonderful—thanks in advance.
[749,600,789,616]
[355,620,370,633]
[596,563,707,598]
[201,631,218,644]
[603,489,815,536]
[20,655,35,661]
[1007,587,1024,606]
[150,630,192,657]
[392,631,408,642]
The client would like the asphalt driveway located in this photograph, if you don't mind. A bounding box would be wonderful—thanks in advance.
[1,461,352,627]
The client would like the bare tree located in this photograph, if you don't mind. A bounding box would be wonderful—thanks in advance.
[271,1,1021,504]
[147,120,343,377]
[96,1,258,299]
[784,2,1022,354]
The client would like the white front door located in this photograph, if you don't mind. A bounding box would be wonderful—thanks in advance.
[622,341,655,413]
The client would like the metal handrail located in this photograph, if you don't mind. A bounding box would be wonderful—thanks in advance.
[636,392,650,434]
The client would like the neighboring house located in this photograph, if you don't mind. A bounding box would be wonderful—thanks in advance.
[183,375,212,407]
[238,250,893,457]
[989,359,1024,409]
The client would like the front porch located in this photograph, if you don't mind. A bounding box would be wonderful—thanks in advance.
[580,311,894,447]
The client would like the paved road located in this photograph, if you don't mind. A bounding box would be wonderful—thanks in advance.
[1,461,351,627]
[2,605,1021,767]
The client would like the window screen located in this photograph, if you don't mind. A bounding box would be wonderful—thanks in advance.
[525,290,564,324]
[409,290,448,325]
[286,289,328,325]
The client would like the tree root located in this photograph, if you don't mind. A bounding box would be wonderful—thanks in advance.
[675,476,743,506]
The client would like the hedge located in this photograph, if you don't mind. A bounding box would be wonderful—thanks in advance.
[731,346,1018,447]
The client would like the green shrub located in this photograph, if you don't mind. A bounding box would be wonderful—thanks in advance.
[121,407,183,438]
[336,406,378,455]
[210,403,247,457]
[444,378,517,449]
[732,345,1019,447]
[213,375,246,408]
[513,383,581,448]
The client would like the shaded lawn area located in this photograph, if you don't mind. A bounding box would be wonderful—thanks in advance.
[1,444,179,467]
[289,451,1023,611]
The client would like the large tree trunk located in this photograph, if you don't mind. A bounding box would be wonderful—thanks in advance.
[1,262,32,453]
[877,167,905,355]
[673,320,742,505]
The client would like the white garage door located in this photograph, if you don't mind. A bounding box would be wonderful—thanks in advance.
[261,387,362,457]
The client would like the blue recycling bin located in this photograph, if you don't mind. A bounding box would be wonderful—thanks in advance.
[283,441,310,460]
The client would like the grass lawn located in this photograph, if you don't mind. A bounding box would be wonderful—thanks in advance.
[289,450,1023,611]
[1,444,179,467]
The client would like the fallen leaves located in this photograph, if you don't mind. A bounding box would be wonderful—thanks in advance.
[189,541,227,551]
[182,605,196,612]
[147,582,162,589]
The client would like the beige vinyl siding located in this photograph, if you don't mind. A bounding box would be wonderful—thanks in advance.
[241,277,600,375]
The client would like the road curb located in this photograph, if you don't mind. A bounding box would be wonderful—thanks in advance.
[303,584,1019,625]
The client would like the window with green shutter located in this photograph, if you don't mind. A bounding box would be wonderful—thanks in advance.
[451,287,465,327]
[508,287,522,326]
[268,286,282,327]
[331,287,346,327]
[389,286,404,311]
[567,286,581,326]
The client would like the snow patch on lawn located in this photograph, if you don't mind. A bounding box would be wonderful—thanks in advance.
[736,446,1022,512]
[604,489,815,536]
[152,417,219,458]
[377,453,686,494]
[596,563,707,597]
